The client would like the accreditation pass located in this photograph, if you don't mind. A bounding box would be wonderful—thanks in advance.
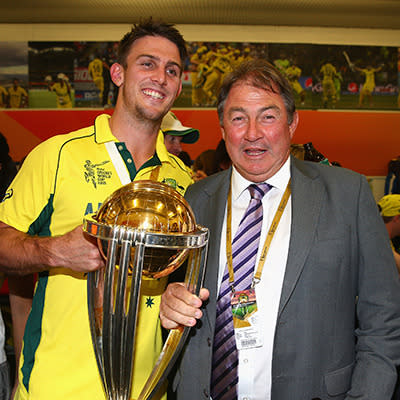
[231,288,263,350]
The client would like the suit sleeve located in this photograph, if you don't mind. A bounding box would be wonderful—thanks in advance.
[346,175,400,399]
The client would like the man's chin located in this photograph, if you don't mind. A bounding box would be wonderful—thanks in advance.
[135,106,168,123]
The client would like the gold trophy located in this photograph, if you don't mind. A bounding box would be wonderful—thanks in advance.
[84,180,208,400]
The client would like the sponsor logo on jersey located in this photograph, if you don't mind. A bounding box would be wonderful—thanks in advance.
[1,188,13,203]
[84,202,103,216]
[84,160,112,188]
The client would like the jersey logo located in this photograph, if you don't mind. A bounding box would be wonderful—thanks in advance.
[161,178,177,189]
[161,178,185,194]
[1,188,13,203]
[84,160,112,188]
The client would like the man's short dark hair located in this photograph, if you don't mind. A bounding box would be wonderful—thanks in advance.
[117,18,187,70]
[217,58,296,126]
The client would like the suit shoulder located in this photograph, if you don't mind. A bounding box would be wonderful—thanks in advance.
[294,158,364,185]
[185,170,230,201]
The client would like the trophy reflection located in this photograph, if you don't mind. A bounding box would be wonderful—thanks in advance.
[84,180,208,400]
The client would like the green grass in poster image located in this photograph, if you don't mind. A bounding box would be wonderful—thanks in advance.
[174,85,398,110]
[28,89,75,108]
[311,93,399,110]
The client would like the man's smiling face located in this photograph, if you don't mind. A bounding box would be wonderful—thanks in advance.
[221,81,298,182]
[118,35,182,123]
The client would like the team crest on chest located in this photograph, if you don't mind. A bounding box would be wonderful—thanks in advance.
[84,160,112,188]
[161,178,177,189]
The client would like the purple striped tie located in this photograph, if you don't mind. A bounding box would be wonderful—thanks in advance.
[211,183,271,400]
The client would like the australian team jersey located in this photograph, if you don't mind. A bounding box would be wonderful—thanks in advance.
[0,113,193,400]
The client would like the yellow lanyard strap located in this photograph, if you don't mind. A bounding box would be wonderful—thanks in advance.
[226,180,291,290]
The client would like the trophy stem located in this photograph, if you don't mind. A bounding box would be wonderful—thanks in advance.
[121,230,146,398]
[137,246,207,400]
[102,228,120,399]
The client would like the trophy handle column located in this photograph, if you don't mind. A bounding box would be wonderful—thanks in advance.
[137,244,208,400]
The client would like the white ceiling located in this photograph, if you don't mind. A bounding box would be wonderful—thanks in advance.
[1,0,400,30]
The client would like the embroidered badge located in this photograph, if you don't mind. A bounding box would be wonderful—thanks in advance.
[161,178,177,189]
[84,160,112,188]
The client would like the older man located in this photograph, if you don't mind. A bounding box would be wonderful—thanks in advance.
[160,59,400,400]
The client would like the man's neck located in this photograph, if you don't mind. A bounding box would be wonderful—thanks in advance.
[109,109,161,170]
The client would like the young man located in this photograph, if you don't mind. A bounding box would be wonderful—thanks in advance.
[160,59,400,400]
[0,19,192,400]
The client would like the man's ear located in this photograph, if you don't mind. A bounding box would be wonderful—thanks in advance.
[220,126,226,141]
[110,63,124,87]
[176,80,183,98]
[289,111,299,139]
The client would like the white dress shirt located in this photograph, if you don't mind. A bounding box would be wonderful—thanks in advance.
[218,158,291,400]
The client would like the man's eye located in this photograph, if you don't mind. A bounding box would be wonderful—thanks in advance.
[142,61,153,68]
[232,116,244,122]
[167,68,178,77]
[263,114,276,121]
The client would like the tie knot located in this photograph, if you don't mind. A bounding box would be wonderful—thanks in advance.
[248,183,271,200]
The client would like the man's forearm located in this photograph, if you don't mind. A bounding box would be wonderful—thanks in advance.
[0,221,105,275]
[0,223,51,275]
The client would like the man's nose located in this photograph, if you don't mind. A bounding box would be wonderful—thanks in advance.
[152,67,167,85]
[245,119,261,141]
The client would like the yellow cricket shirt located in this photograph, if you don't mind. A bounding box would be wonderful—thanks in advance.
[0,114,193,400]
[51,82,72,108]
[8,86,28,108]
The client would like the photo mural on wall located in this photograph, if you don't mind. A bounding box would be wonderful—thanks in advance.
[0,42,29,108]
[0,40,398,110]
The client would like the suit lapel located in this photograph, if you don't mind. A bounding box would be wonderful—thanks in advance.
[201,169,231,328]
[278,158,324,317]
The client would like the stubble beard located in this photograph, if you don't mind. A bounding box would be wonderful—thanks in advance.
[122,85,171,126]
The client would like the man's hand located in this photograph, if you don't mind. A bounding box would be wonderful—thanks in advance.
[0,222,104,275]
[160,282,209,329]
[47,225,105,273]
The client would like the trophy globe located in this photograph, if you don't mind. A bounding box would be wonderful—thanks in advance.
[93,179,197,278]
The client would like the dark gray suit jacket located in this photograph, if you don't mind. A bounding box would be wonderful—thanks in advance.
[172,156,400,400]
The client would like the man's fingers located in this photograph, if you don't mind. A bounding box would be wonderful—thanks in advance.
[198,287,210,302]
[160,302,198,329]
[160,283,206,329]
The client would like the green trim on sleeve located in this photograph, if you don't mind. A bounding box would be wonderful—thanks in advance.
[21,272,49,392]
[21,194,55,391]
[27,194,54,237]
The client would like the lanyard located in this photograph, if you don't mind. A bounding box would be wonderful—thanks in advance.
[226,179,291,291]
[105,141,160,185]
